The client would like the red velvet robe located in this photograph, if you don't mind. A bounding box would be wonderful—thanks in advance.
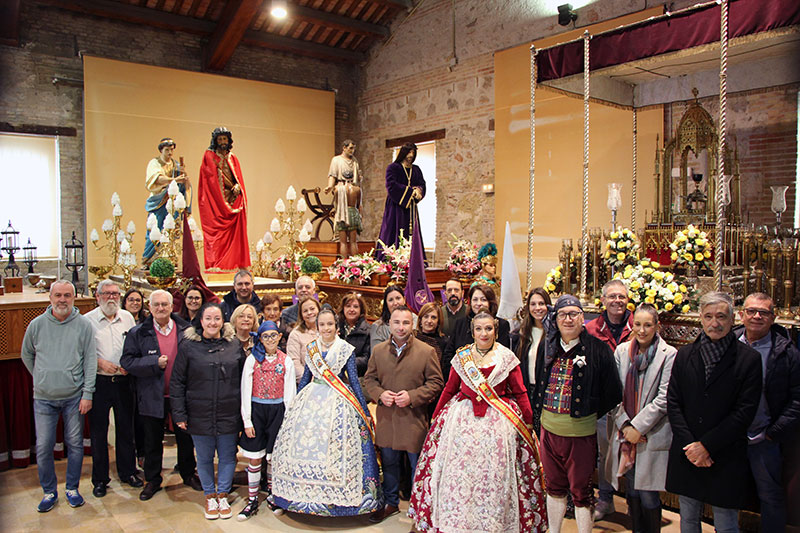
[198,149,250,270]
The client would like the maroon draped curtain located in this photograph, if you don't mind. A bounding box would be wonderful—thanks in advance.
[537,0,800,83]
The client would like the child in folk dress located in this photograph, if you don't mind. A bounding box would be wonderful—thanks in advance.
[237,321,296,521]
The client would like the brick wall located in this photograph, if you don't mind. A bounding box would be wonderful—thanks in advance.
[0,1,357,277]
[665,84,800,227]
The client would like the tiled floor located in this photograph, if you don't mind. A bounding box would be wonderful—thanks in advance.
[0,442,712,533]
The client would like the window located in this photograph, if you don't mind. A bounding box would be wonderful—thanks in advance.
[0,133,61,257]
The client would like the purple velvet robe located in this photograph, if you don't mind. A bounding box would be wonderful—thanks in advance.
[376,162,426,260]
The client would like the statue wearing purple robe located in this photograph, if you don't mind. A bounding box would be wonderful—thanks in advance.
[376,142,426,261]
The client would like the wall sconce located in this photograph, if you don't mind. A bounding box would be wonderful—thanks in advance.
[271,0,288,18]
[558,4,578,26]
[482,183,494,195]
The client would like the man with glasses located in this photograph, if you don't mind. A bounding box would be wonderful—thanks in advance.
[121,290,200,500]
[666,291,762,533]
[531,295,622,533]
[585,279,634,520]
[733,293,799,532]
[85,280,141,497]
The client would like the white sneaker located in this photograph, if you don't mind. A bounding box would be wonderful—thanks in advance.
[204,494,219,520]
[217,493,232,519]
[592,499,615,521]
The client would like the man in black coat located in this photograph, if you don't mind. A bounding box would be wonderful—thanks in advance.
[734,292,800,533]
[221,269,263,321]
[120,290,200,500]
[666,291,762,532]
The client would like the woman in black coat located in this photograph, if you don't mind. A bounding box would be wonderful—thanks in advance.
[442,284,511,382]
[171,302,245,520]
[337,292,371,376]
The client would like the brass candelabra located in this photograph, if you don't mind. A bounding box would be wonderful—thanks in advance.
[89,193,137,291]
[261,186,313,281]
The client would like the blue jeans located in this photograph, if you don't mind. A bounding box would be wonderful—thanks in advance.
[381,447,418,507]
[679,495,739,533]
[596,413,614,503]
[34,395,84,494]
[747,439,786,532]
[624,467,661,509]
[191,434,238,496]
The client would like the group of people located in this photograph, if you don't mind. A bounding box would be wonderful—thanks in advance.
[19,271,799,533]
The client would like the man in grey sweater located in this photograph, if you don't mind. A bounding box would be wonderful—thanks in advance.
[21,280,97,513]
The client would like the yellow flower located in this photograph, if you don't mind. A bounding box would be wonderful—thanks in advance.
[610,231,619,239]
[651,261,660,268]
[640,259,650,266]
[664,302,674,311]
[682,304,691,313]
[673,293,683,305]
[630,280,641,290]
[704,250,711,258]
[646,288,657,297]
[684,253,693,262]
[679,284,688,293]
[604,251,611,258]
[695,253,704,261]
[645,296,655,304]
[644,267,654,275]
[696,238,705,246]
[547,283,556,292]
[594,298,601,306]
[617,252,626,261]
[671,251,678,261]
[653,271,665,281]
[627,302,636,311]
[678,234,688,242]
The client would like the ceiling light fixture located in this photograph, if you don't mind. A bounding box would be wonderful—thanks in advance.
[271,0,287,19]
[557,3,578,26]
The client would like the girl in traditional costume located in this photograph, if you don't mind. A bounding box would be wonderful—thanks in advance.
[409,312,547,533]
[269,308,383,516]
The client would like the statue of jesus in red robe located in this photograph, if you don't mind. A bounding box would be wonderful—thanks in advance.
[198,127,251,270]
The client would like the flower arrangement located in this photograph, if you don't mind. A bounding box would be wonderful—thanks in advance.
[327,252,382,285]
[149,257,175,278]
[603,228,640,270]
[271,254,300,280]
[378,231,411,282]
[446,236,481,277]
[300,255,323,275]
[544,258,576,296]
[614,258,694,313]
[669,224,712,271]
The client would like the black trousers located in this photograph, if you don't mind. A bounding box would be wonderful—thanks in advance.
[139,398,196,486]
[89,375,137,485]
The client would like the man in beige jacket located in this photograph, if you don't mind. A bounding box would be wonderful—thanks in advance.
[365,305,443,523]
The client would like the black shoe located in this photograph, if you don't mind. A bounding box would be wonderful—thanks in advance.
[237,497,259,521]
[184,473,203,492]
[139,482,162,501]
[369,504,399,524]
[92,482,108,498]
[123,474,144,488]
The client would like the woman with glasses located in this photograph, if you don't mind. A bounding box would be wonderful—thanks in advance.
[179,286,206,323]
[236,320,296,521]
[122,288,149,324]
[409,311,547,532]
[604,303,676,532]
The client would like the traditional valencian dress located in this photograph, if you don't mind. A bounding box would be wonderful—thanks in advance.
[409,342,547,533]
[269,337,383,516]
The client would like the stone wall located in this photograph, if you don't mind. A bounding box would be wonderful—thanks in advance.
[0,1,357,276]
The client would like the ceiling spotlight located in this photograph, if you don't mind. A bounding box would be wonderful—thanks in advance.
[557,3,578,26]
[271,0,287,19]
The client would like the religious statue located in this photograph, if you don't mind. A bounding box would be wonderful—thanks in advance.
[197,126,250,270]
[376,142,426,261]
[471,243,500,297]
[324,139,362,258]
[143,137,190,264]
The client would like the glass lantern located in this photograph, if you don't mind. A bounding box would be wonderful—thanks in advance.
[1,220,20,277]
[64,231,85,294]
[23,238,38,274]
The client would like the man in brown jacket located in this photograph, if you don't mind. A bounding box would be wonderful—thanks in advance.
[365,306,443,523]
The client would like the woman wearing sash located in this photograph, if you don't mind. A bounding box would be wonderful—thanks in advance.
[269,308,383,516]
[409,312,547,533]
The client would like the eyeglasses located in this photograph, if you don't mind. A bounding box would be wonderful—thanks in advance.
[98,291,121,298]
[743,308,774,318]
[260,332,281,340]
[556,311,582,321]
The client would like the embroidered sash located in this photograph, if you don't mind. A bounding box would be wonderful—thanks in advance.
[307,340,375,441]
[456,345,542,462]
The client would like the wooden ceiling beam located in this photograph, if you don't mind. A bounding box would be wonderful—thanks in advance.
[243,29,365,62]
[370,0,412,10]
[37,0,215,34]
[291,4,389,38]
[203,0,264,71]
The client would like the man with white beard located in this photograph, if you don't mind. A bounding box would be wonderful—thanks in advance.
[85,279,141,498]
[22,280,97,512]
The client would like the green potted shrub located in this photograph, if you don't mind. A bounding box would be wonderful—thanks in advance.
[147,257,176,289]
[300,255,323,280]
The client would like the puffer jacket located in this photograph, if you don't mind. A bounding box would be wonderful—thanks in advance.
[169,323,245,436]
